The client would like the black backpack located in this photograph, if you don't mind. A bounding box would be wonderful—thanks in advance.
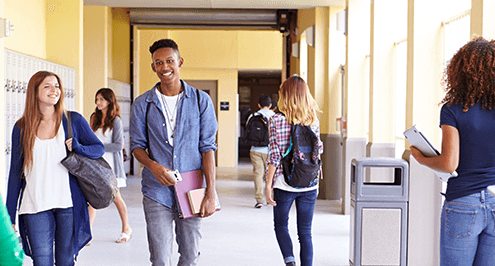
[281,124,322,188]
[244,113,269,147]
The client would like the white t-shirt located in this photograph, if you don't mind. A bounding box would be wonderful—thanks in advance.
[156,88,183,147]
[19,125,73,214]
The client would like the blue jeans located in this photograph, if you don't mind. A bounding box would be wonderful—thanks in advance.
[273,188,317,266]
[22,207,74,266]
[440,190,495,265]
[143,196,201,266]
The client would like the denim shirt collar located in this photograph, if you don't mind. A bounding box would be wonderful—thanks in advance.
[145,80,194,108]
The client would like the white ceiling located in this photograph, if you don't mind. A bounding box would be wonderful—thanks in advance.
[83,0,345,9]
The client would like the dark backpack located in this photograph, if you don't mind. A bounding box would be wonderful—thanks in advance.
[281,124,322,188]
[244,113,269,147]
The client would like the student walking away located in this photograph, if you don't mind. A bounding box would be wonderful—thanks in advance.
[265,75,323,266]
[245,95,275,208]
[130,39,218,266]
[6,71,104,265]
[411,37,495,265]
[88,88,132,243]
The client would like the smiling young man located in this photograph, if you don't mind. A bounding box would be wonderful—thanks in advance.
[130,39,218,266]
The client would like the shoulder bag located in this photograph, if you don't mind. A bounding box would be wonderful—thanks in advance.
[60,111,118,209]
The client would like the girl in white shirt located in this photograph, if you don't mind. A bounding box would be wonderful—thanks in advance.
[89,88,132,243]
[6,71,104,265]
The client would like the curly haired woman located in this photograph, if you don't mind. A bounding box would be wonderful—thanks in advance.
[411,37,495,265]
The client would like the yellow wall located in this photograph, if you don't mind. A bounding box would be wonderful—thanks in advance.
[45,0,84,112]
[4,0,46,58]
[237,30,283,70]
[83,5,109,120]
[471,0,495,40]
[369,0,407,144]
[181,69,238,167]
[111,8,131,84]
[138,29,170,94]
[327,6,346,135]
[346,0,370,139]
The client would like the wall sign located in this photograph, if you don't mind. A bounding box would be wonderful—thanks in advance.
[220,102,229,111]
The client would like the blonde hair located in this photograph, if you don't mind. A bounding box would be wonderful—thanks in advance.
[18,71,65,173]
[278,75,321,126]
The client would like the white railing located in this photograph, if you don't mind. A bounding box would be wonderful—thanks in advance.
[442,10,470,66]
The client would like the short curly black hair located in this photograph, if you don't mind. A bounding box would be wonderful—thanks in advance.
[149,39,180,58]
[442,37,495,111]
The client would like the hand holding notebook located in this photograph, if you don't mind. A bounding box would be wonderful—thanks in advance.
[187,188,221,215]
[403,125,458,182]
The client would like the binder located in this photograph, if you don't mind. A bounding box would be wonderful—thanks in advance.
[174,169,205,219]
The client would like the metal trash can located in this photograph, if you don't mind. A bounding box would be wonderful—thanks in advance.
[349,157,409,266]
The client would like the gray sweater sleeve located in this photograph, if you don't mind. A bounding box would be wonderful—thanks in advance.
[104,116,124,153]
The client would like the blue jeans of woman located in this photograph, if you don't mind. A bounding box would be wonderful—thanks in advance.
[440,190,495,266]
[273,188,317,266]
[23,207,74,266]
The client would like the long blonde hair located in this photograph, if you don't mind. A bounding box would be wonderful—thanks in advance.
[18,71,65,173]
[278,75,321,126]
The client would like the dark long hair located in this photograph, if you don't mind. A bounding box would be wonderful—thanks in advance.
[91,88,120,133]
[442,37,495,111]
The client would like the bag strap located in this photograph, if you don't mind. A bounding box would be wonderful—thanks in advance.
[65,111,73,139]
[282,124,294,158]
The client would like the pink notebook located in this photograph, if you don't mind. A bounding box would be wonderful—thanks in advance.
[174,169,205,219]
[187,188,221,215]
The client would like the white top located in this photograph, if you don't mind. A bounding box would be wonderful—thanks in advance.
[273,175,319,192]
[156,88,183,147]
[19,125,73,214]
[95,128,115,171]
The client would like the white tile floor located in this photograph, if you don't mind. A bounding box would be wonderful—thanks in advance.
[23,162,350,266]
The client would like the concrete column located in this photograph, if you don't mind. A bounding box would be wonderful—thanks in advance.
[45,0,84,114]
[367,0,407,182]
[319,7,346,200]
[343,0,370,214]
[83,6,109,120]
[471,0,495,40]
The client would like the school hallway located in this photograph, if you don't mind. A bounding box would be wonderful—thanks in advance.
[23,160,350,266]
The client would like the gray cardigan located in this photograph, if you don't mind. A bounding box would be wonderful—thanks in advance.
[98,115,126,179]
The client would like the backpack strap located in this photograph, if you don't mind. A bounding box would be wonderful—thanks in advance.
[282,124,293,158]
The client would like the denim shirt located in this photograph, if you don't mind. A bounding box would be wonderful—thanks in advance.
[130,80,218,208]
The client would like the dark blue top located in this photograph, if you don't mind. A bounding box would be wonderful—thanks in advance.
[6,111,104,258]
[130,80,218,208]
[440,103,495,201]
